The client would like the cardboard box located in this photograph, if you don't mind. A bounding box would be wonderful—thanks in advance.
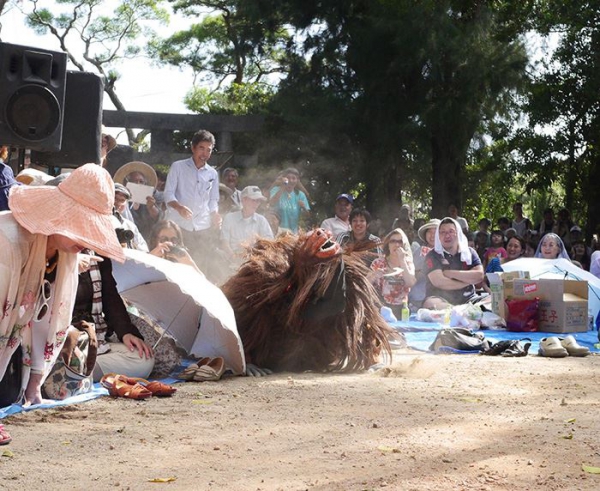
[486,271,531,319]
[486,273,589,333]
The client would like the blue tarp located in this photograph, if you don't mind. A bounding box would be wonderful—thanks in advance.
[390,319,600,354]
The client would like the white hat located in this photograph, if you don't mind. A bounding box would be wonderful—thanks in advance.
[241,185,267,201]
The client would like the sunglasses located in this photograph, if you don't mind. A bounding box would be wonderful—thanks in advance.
[34,280,52,322]
[158,235,180,245]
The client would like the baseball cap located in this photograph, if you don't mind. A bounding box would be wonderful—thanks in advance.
[570,225,582,233]
[336,193,354,204]
[241,185,267,201]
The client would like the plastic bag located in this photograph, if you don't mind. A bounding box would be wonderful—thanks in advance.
[449,303,483,330]
[480,311,506,329]
[505,297,539,332]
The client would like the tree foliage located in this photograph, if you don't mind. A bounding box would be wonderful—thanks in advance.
[23,0,169,144]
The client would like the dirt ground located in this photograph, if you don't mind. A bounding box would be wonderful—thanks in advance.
[1,349,600,490]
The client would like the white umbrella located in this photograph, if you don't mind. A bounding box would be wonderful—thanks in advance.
[112,249,246,375]
[502,257,600,322]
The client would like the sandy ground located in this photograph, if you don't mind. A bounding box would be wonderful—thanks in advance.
[1,350,600,490]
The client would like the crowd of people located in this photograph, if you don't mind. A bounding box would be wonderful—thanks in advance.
[1,131,600,446]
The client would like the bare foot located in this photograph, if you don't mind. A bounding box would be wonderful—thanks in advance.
[23,373,52,406]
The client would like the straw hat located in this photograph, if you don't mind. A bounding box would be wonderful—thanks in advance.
[9,163,125,263]
[417,218,441,243]
[113,161,158,188]
[16,168,53,186]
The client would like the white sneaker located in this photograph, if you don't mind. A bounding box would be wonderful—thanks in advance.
[559,335,590,357]
[538,337,569,358]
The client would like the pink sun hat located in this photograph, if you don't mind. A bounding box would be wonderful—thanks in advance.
[8,163,125,263]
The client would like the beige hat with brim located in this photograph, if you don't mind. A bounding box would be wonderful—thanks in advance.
[9,163,125,263]
[418,218,441,243]
[113,161,158,188]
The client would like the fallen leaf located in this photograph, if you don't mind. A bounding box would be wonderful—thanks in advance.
[561,434,573,440]
[582,464,600,474]
[2,450,14,458]
[192,400,213,405]
[459,397,482,403]
[62,441,72,445]
[148,477,177,483]
[565,418,576,423]
[377,445,397,453]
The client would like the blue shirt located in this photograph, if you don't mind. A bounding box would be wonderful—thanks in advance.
[269,186,310,233]
[163,157,219,231]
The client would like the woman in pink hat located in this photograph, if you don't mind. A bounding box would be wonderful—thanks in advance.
[0,165,124,428]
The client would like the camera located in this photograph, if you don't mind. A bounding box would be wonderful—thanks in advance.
[283,178,289,185]
[115,228,134,244]
[166,245,187,258]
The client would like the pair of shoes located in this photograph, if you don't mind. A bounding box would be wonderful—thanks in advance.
[100,373,177,399]
[559,335,591,357]
[481,339,531,357]
[177,357,225,382]
[0,424,12,445]
[538,336,590,358]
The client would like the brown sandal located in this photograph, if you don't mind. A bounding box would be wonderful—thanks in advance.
[178,357,211,381]
[142,381,177,397]
[100,374,152,400]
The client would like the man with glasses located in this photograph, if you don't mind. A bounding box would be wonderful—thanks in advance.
[422,217,484,310]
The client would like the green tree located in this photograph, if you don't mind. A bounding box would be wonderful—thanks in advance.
[23,0,169,144]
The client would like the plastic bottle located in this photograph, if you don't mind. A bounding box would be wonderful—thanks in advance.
[401,301,410,322]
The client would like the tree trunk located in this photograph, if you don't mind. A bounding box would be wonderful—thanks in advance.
[430,131,465,219]
[585,157,600,244]
[565,121,576,212]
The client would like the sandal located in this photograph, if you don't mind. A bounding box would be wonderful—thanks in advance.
[104,374,177,397]
[178,357,211,381]
[0,424,12,446]
[193,357,225,382]
[100,374,152,400]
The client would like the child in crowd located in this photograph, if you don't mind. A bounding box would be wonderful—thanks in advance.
[483,230,508,268]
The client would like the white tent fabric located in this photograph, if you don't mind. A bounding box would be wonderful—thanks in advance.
[112,249,246,375]
[502,258,600,322]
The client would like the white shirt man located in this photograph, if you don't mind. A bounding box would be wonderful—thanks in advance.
[320,193,353,237]
[221,186,274,259]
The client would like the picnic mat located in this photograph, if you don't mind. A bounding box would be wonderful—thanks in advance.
[390,319,600,354]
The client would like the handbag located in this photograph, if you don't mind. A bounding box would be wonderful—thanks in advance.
[429,327,491,352]
[42,321,98,400]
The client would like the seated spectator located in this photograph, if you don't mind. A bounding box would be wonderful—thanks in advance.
[412,218,426,244]
[113,161,160,240]
[524,240,537,258]
[0,162,19,211]
[474,231,489,263]
[534,232,570,259]
[483,230,508,269]
[570,240,591,271]
[148,220,202,273]
[505,236,526,263]
[113,184,149,252]
[265,209,289,237]
[222,167,243,208]
[74,250,154,382]
[505,228,517,240]
[336,208,382,257]
[1,164,125,408]
[321,193,353,237]
[218,183,240,215]
[422,217,484,309]
[408,219,440,309]
[269,168,311,233]
[221,186,274,264]
[476,217,491,246]
[569,226,593,257]
[369,228,416,318]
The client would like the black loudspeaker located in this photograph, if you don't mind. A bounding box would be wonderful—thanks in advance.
[31,71,104,167]
[0,42,67,151]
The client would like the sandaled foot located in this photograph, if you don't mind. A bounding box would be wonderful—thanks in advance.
[0,424,12,446]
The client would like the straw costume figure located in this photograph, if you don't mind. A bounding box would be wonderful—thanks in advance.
[221,228,399,372]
